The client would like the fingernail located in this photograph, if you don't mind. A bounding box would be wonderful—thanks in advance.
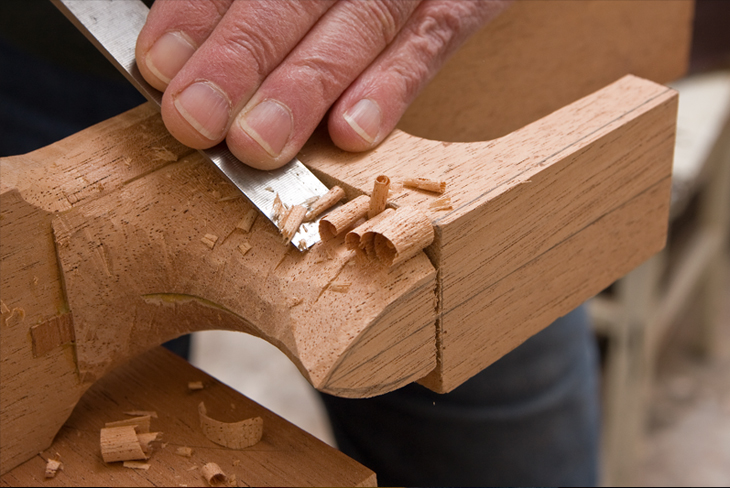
[145,31,196,84]
[174,82,231,140]
[343,99,381,144]
[238,100,293,157]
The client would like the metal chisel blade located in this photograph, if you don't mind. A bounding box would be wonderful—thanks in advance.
[52,0,330,250]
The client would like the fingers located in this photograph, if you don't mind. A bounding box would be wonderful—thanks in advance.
[226,0,421,169]
[136,0,234,91]
[140,1,335,151]
[329,0,513,152]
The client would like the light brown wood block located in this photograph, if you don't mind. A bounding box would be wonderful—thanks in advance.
[0,347,376,487]
[302,76,678,391]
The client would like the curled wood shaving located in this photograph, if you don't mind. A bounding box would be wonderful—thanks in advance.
[198,402,263,449]
[123,461,150,470]
[368,175,390,219]
[45,458,63,478]
[123,410,158,419]
[202,462,227,486]
[176,446,194,458]
[200,233,218,249]
[106,415,151,433]
[236,210,258,232]
[237,242,252,257]
[403,177,446,194]
[429,195,453,211]
[319,195,370,241]
[188,381,205,391]
[356,206,434,266]
[100,426,147,463]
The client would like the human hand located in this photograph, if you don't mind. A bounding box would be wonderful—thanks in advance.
[136,0,511,170]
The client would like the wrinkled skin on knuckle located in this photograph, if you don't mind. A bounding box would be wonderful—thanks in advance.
[346,0,417,45]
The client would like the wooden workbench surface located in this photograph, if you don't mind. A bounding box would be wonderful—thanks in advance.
[0,347,375,487]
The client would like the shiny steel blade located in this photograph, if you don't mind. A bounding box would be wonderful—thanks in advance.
[52,0,329,249]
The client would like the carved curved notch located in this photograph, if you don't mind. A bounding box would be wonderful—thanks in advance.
[50,152,437,397]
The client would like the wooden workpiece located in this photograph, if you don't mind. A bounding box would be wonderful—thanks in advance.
[0,348,376,487]
[1,0,691,478]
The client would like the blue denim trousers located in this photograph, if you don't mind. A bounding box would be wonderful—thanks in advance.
[320,306,600,486]
[2,39,601,487]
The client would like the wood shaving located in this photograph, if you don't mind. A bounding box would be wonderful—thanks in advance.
[202,462,227,486]
[329,282,351,293]
[176,446,194,457]
[198,402,263,449]
[200,233,218,249]
[188,381,204,391]
[429,195,453,211]
[271,193,284,221]
[123,461,150,470]
[100,426,147,463]
[105,415,151,433]
[188,465,198,471]
[45,458,63,478]
[264,186,275,192]
[319,195,370,240]
[236,210,258,232]
[232,459,241,467]
[368,175,390,219]
[297,239,307,251]
[217,195,241,203]
[152,146,178,162]
[281,205,307,244]
[305,185,346,222]
[237,242,252,257]
[4,307,25,327]
[136,432,161,453]
[123,156,133,167]
[123,410,158,419]
[0,300,9,314]
[403,177,446,194]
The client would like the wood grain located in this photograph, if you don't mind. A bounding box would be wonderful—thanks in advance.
[0,347,376,487]
[1,0,691,476]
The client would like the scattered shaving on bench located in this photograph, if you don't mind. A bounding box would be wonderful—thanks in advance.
[368,175,390,219]
[305,185,346,222]
[176,446,194,458]
[45,458,63,478]
[123,410,158,419]
[202,462,227,486]
[198,402,263,449]
[357,206,434,266]
[200,233,218,249]
[100,426,147,463]
[123,461,150,470]
[403,177,446,194]
[236,209,258,232]
[319,195,370,240]
[237,242,252,257]
[429,195,453,211]
[281,205,307,245]
[136,432,161,454]
[188,381,204,391]
[105,415,151,433]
